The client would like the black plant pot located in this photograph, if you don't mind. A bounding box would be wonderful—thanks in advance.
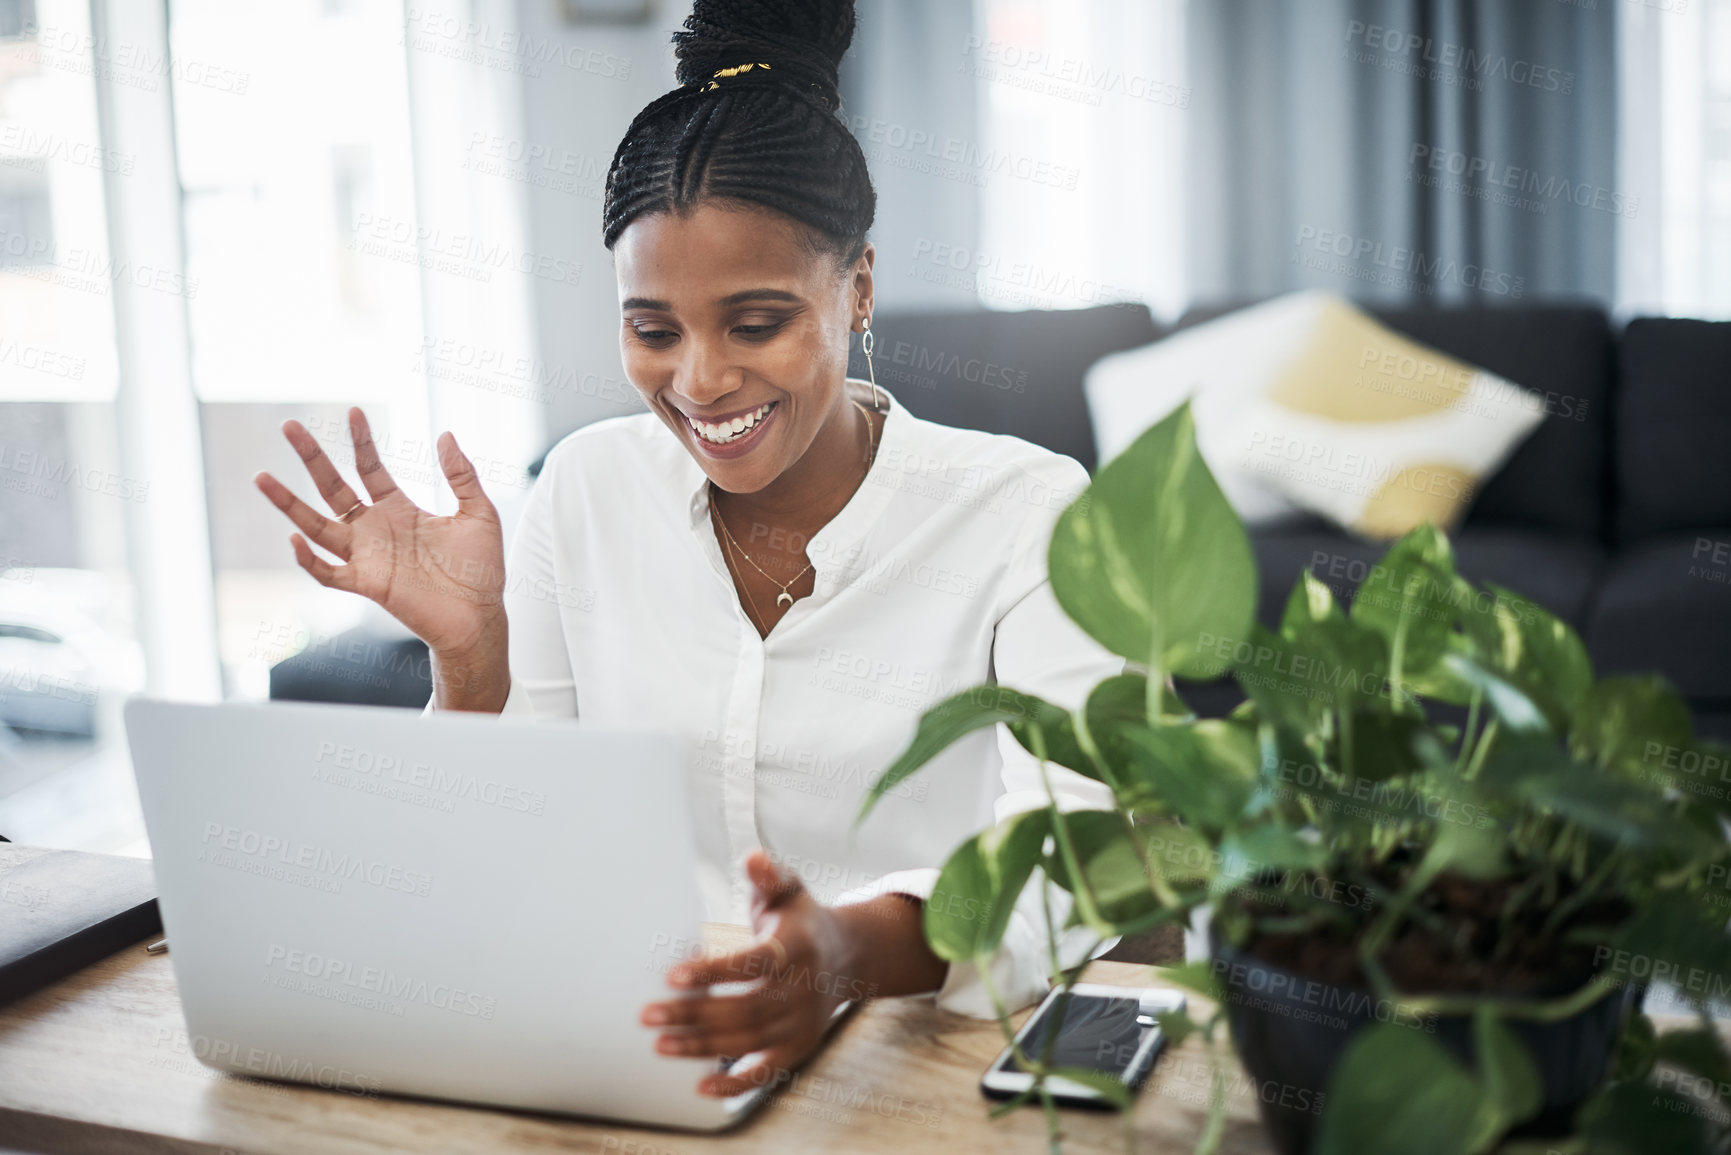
[1210,934,1642,1155]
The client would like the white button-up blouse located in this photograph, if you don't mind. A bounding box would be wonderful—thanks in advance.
[486,383,1124,1017]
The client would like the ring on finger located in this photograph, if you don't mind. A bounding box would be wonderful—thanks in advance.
[336,499,367,523]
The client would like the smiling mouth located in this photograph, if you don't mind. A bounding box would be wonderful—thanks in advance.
[686,401,777,446]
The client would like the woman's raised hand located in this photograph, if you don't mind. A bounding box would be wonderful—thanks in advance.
[254,407,509,710]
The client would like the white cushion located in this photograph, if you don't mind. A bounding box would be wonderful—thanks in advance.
[1083,291,1548,538]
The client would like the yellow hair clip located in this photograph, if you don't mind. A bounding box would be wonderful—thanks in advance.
[703,62,771,91]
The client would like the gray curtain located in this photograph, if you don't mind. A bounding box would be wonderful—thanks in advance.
[840,0,982,309]
[1186,0,1619,307]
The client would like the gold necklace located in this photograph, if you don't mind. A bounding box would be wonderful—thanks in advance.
[711,398,879,611]
[714,509,812,609]
[716,520,770,633]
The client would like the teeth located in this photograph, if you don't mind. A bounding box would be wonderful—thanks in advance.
[689,402,774,445]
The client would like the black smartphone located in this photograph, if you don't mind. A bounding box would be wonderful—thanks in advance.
[980,984,1186,1108]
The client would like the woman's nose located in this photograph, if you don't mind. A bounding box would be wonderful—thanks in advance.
[675,342,742,407]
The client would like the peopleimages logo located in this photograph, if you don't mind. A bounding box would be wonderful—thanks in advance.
[1343,21,1575,94]
[348,212,582,287]
[199,822,435,898]
[842,114,1081,190]
[263,944,498,1020]
[0,337,87,380]
[0,125,133,175]
[1292,225,1526,298]
[0,229,199,300]
[313,741,548,815]
[153,1027,381,1096]
[1409,144,1637,218]
[401,7,632,80]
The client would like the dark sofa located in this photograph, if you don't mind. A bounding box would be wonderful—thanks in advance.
[272,299,1731,741]
[846,301,1731,741]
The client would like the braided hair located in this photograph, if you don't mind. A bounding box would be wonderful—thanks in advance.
[601,0,876,269]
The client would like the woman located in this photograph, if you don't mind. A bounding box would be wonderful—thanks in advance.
[256,0,1121,1099]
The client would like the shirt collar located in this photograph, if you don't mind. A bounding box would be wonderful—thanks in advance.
[682,382,907,561]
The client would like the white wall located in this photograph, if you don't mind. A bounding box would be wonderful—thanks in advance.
[510,0,694,448]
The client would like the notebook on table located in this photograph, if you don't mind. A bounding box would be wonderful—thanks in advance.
[0,842,160,1006]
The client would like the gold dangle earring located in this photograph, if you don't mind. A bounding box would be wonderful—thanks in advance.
[861,315,886,412]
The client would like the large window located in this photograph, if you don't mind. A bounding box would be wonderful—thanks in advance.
[1,0,554,853]
[1617,0,1731,317]
[0,0,145,852]
[972,0,1187,319]
[167,0,434,702]
[1684,0,1731,311]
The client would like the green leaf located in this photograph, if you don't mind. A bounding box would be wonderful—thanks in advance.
[1043,810,1163,925]
[1006,703,1095,782]
[1449,580,1592,732]
[1245,722,1327,824]
[1404,631,1488,706]
[1048,402,1256,679]
[1233,616,1394,743]
[860,685,1062,821]
[1322,1013,1550,1155]
[1474,731,1713,855]
[1303,614,1396,716]
[1136,820,1217,887]
[1079,673,1157,792]
[1612,890,1731,1009]
[1020,676,1201,791]
[1121,720,1258,832]
[1213,825,1324,893]
[1153,960,1224,1001]
[1082,669,1196,728]
[1232,623,1327,736]
[1151,1004,1205,1049]
[1471,1009,1543,1142]
[1158,679,1195,721]
[1635,738,1731,820]
[923,809,1050,961]
[1280,569,1346,637]
[1193,717,1262,775]
[1423,793,1508,880]
[1344,710,1431,781]
[1315,1025,1485,1155]
[923,840,995,963]
[1350,526,1459,680]
[1470,726,1575,788]
[1086,672,1154,728]
[1439,651,1551,733]
[1570,675,1694,776]
[1483,584,1593,722]
[1515,764,1704,851]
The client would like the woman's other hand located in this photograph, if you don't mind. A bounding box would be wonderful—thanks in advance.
[254,407,509,710]
[640,850,873,1098]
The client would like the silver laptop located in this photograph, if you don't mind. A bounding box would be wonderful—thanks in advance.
[123,696,773,1131]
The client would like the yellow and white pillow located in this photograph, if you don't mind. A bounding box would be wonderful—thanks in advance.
[1084,292,1547,538]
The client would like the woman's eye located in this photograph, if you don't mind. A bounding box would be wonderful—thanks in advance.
[733,321,786,341]
[631,326,677,346]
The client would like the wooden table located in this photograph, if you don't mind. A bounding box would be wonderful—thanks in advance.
[0,926,1276,1155]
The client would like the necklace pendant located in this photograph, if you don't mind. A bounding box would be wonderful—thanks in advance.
[776,591,793,608]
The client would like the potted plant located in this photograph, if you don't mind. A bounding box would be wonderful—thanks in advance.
[859,404,1731,1154]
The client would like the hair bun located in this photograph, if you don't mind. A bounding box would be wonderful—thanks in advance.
[672,0,856,110]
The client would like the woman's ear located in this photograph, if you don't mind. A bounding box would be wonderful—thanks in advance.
[850,241,875,329]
